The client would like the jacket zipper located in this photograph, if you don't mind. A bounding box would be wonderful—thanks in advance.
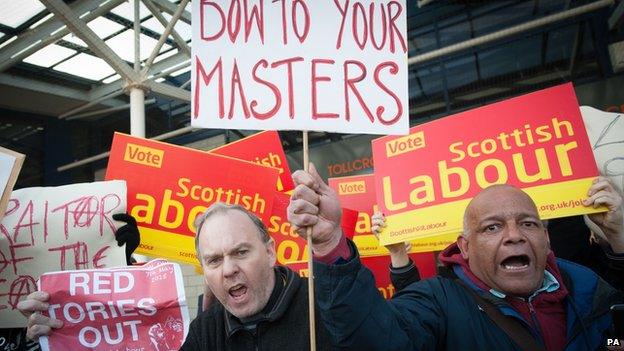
[526,299,546,347]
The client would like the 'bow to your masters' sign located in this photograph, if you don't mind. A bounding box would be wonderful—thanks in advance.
[192,0,409,135]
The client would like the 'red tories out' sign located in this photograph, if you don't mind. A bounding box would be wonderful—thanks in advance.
[39,260,189,351]
[372,83,602,246]
[191,0,409,135]
[105,133,279,265]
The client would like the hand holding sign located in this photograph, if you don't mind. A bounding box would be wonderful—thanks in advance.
[584,176,624,253]
[289,164,343,256]
[17,291,63,341]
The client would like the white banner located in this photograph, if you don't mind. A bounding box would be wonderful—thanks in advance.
[192,0,409,135]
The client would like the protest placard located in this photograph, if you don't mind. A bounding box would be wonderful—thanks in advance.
[329,173,453,253]
[211,131,294,192]
[372,83,602,246]
[0,146,25,221]
[580,106,624,194]
[105,133,279,265]
[192,0,408,135]
[0,180,127,327]
[328,174,437,290]
[38,259,189,351]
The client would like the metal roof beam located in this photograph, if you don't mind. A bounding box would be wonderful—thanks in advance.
[40,0,141,82]
[150,0,192,25]
[0,0,126,73]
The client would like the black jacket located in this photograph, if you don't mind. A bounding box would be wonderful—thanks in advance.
[180,266,333,350]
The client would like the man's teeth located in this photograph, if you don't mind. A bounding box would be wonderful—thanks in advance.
[503,263,528,270]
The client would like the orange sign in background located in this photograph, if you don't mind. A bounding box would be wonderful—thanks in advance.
[105,133,279,265]
[211,131,294,192]
[372,83,602,246]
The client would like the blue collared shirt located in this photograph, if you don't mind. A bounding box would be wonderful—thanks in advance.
[489,270,560,301]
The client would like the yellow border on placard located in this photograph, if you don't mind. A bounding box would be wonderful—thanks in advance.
[135,226,198,266]
[379,177,603,246]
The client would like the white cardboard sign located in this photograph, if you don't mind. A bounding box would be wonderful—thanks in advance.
[192,0,409,135]
[0,180,127,327]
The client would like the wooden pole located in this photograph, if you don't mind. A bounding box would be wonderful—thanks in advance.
[303,131,316,351]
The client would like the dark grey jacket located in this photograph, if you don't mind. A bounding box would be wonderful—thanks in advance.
[180,266,333,350]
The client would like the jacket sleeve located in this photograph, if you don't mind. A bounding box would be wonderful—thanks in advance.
[179,318,201,351]
[390,258,421,292]
[314,240,445,351]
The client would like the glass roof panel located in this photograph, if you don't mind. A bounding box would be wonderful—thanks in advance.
[62,17,127,47]
[102,73,121,84]
[154,48,178,63]
[142,14,192,41]
[0,0,45,28]
[171,65,191,77]
[86,17,126,38]
[53,54,116,81]
[105,29,171,62]
[23,44,76,68]
[29,13,54,29]
[110,1,150,21]
[62,33,87,47]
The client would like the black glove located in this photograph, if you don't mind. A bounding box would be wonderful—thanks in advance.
[112,213,141,265]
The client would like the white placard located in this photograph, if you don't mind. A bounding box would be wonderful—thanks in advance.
[0,180,127,327]
[191,0,409,135]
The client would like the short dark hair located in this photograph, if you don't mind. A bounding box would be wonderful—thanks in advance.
[194,202,270,261]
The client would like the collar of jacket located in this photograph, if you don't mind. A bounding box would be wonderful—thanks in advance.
[223,266,301,338]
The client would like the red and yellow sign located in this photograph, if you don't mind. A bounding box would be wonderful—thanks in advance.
[105,133,279,265]
[372,83,602,246]
[211,131,294,192]
[328,174,437,297]
[329,173,454,254]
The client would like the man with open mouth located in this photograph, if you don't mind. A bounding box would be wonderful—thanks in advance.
[288,164,624,351]
[180,203,332,350]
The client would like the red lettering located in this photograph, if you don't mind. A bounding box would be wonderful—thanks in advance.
[227,0,242,43]
[194,57,224,119]
[352,2,367,50]
[369,3,387,50]
[388,1,407,53]
[344,60,373,122]
[100,194,121,236]
[271,57,304,118]
[48,242,89,270]
[200,1,226,41]
[333,0,349,49]
[228,60,251,119]
[374,61,402,125]
[92,246,110,268]
[12,200,37,245]
[244,0,265,43]
[251,59,282,119]
[311,59,338,119]
[292,0,310,43]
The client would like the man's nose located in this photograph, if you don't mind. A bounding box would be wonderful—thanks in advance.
[222,257,239,277]
[502,222,526,244]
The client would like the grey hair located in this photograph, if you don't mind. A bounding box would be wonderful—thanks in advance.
[194,202,270,260]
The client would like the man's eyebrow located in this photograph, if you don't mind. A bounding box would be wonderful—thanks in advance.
[202,252,222,262]
[227,242,252,255]
[478,212,539,224]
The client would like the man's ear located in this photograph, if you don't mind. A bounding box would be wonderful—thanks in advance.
[457,235,470,260]
[266,238,277,266]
